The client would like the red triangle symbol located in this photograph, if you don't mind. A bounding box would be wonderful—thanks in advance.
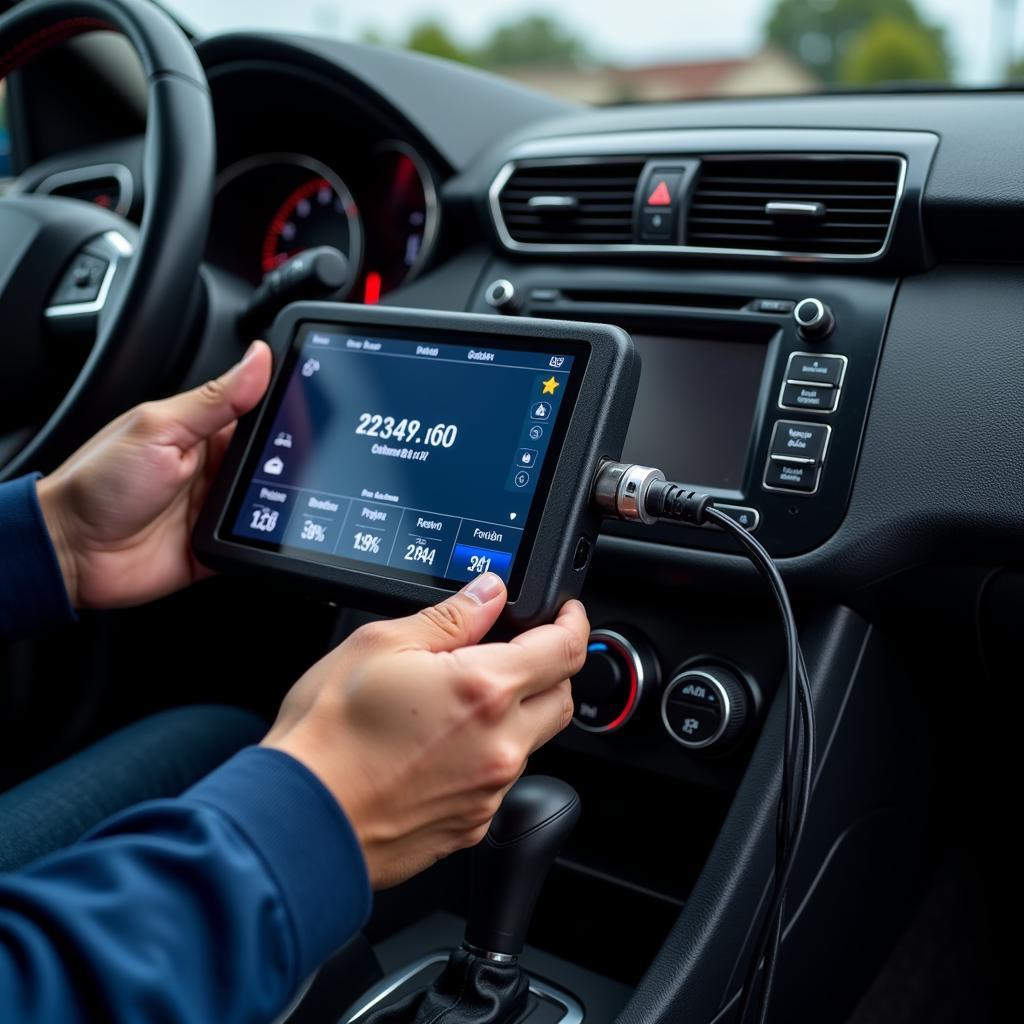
[647,180,672,206]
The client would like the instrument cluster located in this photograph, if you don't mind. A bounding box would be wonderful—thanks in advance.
[209,141,438,304]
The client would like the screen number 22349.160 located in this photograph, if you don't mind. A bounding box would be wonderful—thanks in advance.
[355,414,458,448]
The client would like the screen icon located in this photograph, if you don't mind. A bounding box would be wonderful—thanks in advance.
[530,401,552,421]
[273,432,293,448]
[263,456,285,476]
[516,448,538,468]
[541,376,560,396]
[514,470,531,488]
[528,424,544,441]
[549,356,565,368]
[301,357,321,378]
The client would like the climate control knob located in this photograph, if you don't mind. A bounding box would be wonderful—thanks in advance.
[571,628,658,733]
[661,665,750,751]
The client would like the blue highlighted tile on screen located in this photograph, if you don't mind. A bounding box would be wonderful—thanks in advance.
[448,545,514,583]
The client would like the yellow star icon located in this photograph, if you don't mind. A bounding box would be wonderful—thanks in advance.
[541,376,560,395]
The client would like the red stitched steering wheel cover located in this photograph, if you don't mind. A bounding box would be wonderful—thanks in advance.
[0,16,115,80]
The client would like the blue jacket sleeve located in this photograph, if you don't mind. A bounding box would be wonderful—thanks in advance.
[0,746,372,1024]
[0,474,76,639]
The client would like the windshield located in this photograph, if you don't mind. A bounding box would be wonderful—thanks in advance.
[166,0,1024,104]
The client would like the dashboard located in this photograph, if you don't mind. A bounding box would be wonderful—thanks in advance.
[5,27,1018,1022]
[12,29,1024,652]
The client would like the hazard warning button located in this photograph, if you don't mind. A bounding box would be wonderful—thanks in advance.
[637,169,682,241]
[634,160,699,245]
[647,179,674,206]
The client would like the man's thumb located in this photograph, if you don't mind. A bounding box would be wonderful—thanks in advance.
[395,572,507,653]
[148,340,272,448]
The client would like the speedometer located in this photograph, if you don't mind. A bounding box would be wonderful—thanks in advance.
[212,153,363,289]
[261,173,360,274]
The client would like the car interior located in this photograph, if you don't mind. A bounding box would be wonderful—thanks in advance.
[0,0,1013,1021]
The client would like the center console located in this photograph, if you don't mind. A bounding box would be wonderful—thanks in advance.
[471,265,896,557]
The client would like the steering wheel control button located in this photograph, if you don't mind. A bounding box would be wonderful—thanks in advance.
[661,667,749,752]
[769,420,831,463]
[484,278,520,314]
[572,628,658,734]
[785,352,847,388]
[50,254,109,306]
[793,297,836,340]
[46,232,133,323]
[779,382,839,413]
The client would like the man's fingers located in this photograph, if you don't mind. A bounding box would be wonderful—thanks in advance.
[512,598,593,692]
[517,679,575,754]
[143,340,273,449]
[373,572,508,654]
[441,598,589,703]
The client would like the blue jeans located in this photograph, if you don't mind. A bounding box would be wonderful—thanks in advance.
[0,705,266,871]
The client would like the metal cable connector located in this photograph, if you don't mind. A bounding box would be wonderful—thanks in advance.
[591,460,666,525]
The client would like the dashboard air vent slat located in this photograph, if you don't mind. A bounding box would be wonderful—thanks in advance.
[685,156,902,257]
[497,161,645,245]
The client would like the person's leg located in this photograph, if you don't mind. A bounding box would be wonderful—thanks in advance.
[0,705,267,871]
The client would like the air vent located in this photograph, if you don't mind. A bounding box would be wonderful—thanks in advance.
[685,155,903,257]
[496,160,644,245]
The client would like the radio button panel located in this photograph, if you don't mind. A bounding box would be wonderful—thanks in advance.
[784,352,847,388]
[474,264,896,557]
[764,421,833,495]
[764,461,819,493]
[780,382,838,412]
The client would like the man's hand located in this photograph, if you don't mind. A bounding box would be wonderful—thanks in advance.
[36,342,273,609]
[262,573,589,889]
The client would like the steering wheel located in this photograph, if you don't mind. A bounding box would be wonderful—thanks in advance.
[0,0,213,479]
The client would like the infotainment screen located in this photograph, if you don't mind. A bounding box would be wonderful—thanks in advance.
[223,322,586,594]
[622,334,767,492]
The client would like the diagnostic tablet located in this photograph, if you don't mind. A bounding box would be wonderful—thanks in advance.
[193,303,638,629]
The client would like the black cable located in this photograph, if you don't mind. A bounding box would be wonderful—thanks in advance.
[592,463,817,1023]
[702,507,815,1024]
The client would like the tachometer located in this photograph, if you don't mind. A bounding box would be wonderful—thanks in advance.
[213,153,363,289]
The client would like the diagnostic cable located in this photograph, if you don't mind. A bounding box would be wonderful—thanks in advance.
[593,461,817,1024]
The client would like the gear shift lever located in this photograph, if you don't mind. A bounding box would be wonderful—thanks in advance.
[464,775,581,960]
[355,777,580,1024]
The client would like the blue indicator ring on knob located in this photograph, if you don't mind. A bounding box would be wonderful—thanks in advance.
[572,629,644,734]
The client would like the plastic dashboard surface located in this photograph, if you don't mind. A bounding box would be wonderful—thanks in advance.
[471,265,897,559]
[22,35,1024,592]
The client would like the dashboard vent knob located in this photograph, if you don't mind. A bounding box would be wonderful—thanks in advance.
[685,155,902,258]
[794,297,836,340]
[495,160,645,246]
[484,278,520,314]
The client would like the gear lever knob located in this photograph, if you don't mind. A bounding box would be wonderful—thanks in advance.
[464,775,581,960]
